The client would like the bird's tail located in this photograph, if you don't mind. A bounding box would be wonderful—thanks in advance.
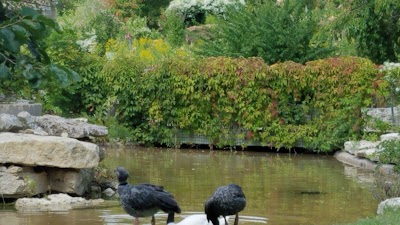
[156,192,182,213]
[166,212,175,225]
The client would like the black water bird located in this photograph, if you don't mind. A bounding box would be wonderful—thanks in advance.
[116,166,181,225]
[205,184,246,225]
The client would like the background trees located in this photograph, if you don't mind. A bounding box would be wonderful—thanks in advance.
[193,0,333,64]
[340,0,400,64]
[0,0,79,98]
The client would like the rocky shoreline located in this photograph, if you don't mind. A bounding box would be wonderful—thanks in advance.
[334,132,400,214]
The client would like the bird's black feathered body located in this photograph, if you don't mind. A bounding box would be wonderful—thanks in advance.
[205,184,246,225]
[116,167,181,224]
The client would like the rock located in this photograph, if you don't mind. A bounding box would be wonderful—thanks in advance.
[377,197,400,215]
[334,151,394,174]
[98,146,106,161]
[335,151,376,170]
[71,118,88,123]
[0,165,48,198]
[0,102,42,116]
[0,132,100,168]
[0,113,25,132]
[356,149,380,161]
[17,111,36,128]
[48,168,93,196]
[15,193,105,211]
[102,188,115,197]
[344,140,380,155]
[34,114,108,138]
[380,133,400,141]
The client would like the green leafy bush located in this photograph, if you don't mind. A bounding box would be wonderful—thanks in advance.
[194,0,333,64]
[102,55,380,151]
[159,9,186,47]
[378,140,400,172]
[43,26,108,115]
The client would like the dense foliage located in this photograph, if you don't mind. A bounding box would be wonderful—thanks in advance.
[0,0,79,96]
[378,140,400,172]
[100,54,381,151]
[194,0,333,64]
[327,0,400,64]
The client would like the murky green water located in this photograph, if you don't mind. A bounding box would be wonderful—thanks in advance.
[0,147,379,225]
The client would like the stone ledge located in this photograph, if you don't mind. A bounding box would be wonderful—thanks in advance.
[0,102,42,116]
[334,151,394,174]
[15,193,105,211]
[0,132,100,169]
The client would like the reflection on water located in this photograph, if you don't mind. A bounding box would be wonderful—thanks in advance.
[0,147,379,225]
[99,211,268,224]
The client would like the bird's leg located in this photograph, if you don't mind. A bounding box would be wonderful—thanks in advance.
[224,216,229,225]
[151,215,155,225]
[234,214,239,225]
[134,217,139,225]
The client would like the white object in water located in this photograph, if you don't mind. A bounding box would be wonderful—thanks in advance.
[167,214,228,225]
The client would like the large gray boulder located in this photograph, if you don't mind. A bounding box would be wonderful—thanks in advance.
[34,114,108,138]
[344,140,380,155]
[48,168,93,196]
[0,132,100,168]
[0,165,48,198]
[0,113,25,132]
[380,133,400,141]
[377,197,400,214]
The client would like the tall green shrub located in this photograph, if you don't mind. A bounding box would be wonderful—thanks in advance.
[44,27,108,115]
[194,0,333,64]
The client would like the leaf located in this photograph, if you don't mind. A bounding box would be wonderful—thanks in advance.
[0,28,21,53]
[56,64,81,82]
[37,48,50,64]
[19,19,38,32]
[20,7,39,18]
[22,64,34,79]
[37,15,62,33]
[49,64,69,87]
[12,25,28,42]
[28,76,43,89]
[30,22,46,39]
[0,63,11,79]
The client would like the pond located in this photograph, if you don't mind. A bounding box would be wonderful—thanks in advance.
[0,147,379,225]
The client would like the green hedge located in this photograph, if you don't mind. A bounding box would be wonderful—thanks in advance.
[101,56,382,151]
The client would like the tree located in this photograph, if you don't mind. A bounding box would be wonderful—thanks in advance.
[334,0,400,64]
[0,0,79,96]
[194,0,333,64]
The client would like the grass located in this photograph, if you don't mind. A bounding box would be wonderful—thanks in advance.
[341,210,400,225]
